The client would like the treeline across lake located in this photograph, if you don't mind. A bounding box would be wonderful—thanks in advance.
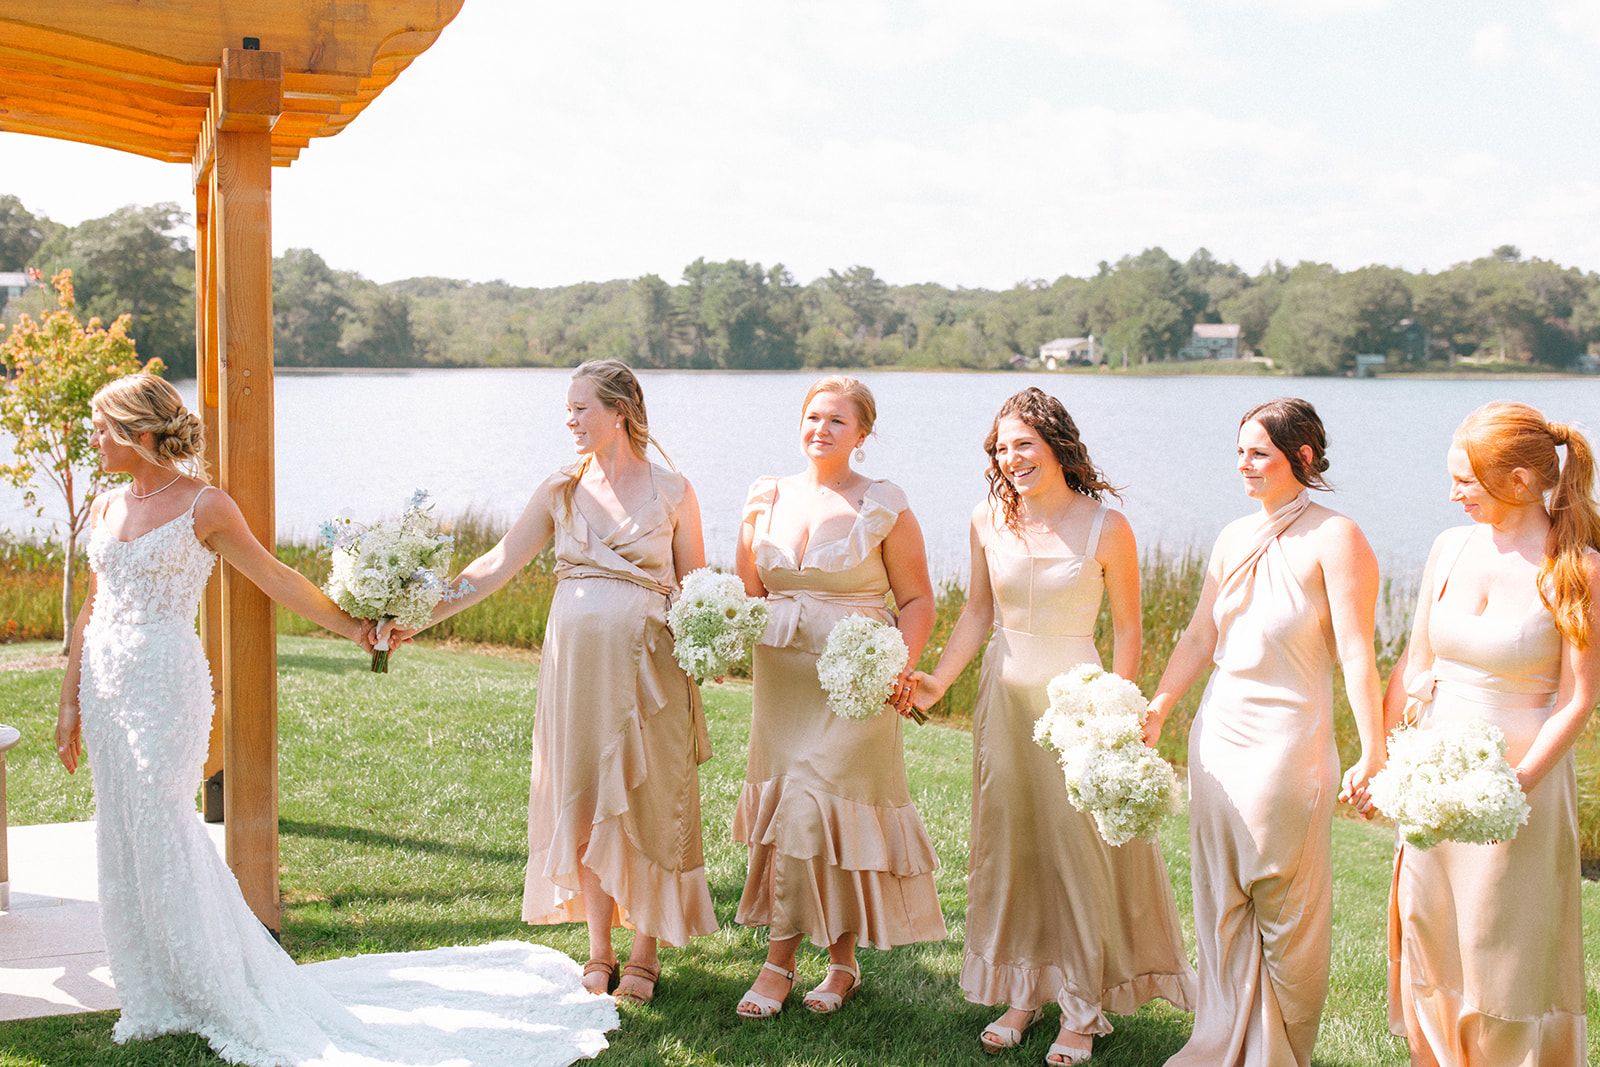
[4,193,1599,378]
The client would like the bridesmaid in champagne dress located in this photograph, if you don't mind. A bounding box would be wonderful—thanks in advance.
[1146,398,1386,1067]
[732,376,946,1019]
[910,389,1195,1065]
[1384,402,1599,1066]
[405,360,717,1004]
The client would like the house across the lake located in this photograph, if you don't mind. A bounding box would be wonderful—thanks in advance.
[0,270,37,304]
[1039,335,1099,368]
[1177,323,1242,360]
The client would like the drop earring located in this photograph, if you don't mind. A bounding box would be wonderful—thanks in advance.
[854,445,866,464]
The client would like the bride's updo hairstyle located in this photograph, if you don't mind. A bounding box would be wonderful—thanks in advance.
[91,373,208,481]
[1239,397,1332,491]
[1454,401,1600,648]
[984,387,1119,533]
[563,360,673,511]
[801,375,877,437]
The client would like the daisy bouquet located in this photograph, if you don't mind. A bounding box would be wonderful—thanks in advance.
[320,489,474,673]
[1034,663,1179,846]
[665,568,771,683]
[816,614,922,723]
[1368,717,1530,849]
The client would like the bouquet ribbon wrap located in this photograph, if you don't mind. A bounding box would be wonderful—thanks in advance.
[763,588,894,655]
[1400,668,1436,728]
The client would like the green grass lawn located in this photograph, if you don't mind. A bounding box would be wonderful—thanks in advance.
[2,636,1598,1065]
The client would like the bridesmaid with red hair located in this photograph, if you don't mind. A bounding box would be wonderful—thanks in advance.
[1385,402,1599,1065]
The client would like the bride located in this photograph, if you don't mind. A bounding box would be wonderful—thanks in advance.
[53,374,616,1067]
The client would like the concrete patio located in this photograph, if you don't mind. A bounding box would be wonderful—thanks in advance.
[0,818,225,1022]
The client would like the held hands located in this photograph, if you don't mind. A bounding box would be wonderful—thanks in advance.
[906,670,947,713]
[1338,749,1386,817]
[56,703,82,774]
[1140,703,1167,748]
[888,667,928,722]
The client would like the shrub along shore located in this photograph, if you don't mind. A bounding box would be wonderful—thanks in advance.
[4,514,1598,862]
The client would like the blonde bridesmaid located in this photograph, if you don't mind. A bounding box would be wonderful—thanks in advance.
[1384,402,1598,1065]
[733,375,946,1019]
[1145,398,1386,1067]
[399,359,716,1003]
[910,388,1196,1064]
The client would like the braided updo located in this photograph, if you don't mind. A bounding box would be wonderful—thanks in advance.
[92,373,208,479]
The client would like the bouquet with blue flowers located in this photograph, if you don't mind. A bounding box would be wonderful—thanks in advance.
[320,490,474,672]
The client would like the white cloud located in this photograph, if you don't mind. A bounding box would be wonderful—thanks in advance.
[1554,0,1600,45]
[1212,0,1387,16]
[1471,23,1512,69]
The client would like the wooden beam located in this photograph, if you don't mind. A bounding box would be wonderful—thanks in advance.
[195,178,225,816]
[211,48,281,931]
[0,4,465,78]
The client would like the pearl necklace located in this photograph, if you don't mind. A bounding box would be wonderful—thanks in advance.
[128,474,183,499]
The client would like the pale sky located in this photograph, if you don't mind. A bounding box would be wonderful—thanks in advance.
[3,0,1598,289]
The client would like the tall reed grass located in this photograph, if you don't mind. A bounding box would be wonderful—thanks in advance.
[4,519,1598,862]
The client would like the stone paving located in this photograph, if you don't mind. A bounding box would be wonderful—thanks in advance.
[0,818,225,1022]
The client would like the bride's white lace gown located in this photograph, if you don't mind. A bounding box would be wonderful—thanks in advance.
[78,488,617,1067]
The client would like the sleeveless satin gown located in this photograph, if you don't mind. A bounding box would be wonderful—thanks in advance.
[1168,492,1338,1067]
[1387,526,1589,1065]
[964,503,1195,1033]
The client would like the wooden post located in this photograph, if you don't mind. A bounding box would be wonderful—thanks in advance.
[195,176,226,821]
[208,47,283,931]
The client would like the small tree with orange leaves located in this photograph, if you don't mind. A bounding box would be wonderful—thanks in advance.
[0,269,163,650]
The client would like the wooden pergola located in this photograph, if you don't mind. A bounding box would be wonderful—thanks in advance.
[0,2,465,931]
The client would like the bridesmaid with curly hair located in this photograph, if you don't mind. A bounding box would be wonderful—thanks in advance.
[910,388,1195,1064]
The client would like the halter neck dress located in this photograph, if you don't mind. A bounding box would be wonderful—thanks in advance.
[522,463,718,946]
[1387,525,1588,1065]
[733,476,947,949]
[1168,492,1338,1067]
[964,503,1195,1032]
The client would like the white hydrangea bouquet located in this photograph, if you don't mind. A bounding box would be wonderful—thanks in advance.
[1034,663,1179,846]
[1368,717,1530,849]
[320,489,475,673]
[816,614,922,724]
[665,568,771,684]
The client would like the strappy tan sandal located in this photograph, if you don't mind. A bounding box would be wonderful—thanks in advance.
[980,1006,1045,1054]
[802,962,860,1014]
[736,961,795,1019]
[1044,1032,1094,1065]
[581,959,617,996]
[615,961,661,1004]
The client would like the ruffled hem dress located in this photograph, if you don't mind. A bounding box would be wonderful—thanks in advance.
[1386,527,1590,1066]
[733,476,948,950]
[522,464,718,948]
[962,504,1196,1034]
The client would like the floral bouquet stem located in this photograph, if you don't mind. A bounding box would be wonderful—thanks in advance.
[370,617,394,673]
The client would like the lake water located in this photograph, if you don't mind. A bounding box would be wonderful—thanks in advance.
[2,369,1594,584]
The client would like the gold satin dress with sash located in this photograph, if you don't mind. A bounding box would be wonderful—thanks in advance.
[964,503,1196,1033]
[733,476,947,949]
[522,464,718,947]
[1387,526,1588,1065]
[1169,492,1338,1067]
